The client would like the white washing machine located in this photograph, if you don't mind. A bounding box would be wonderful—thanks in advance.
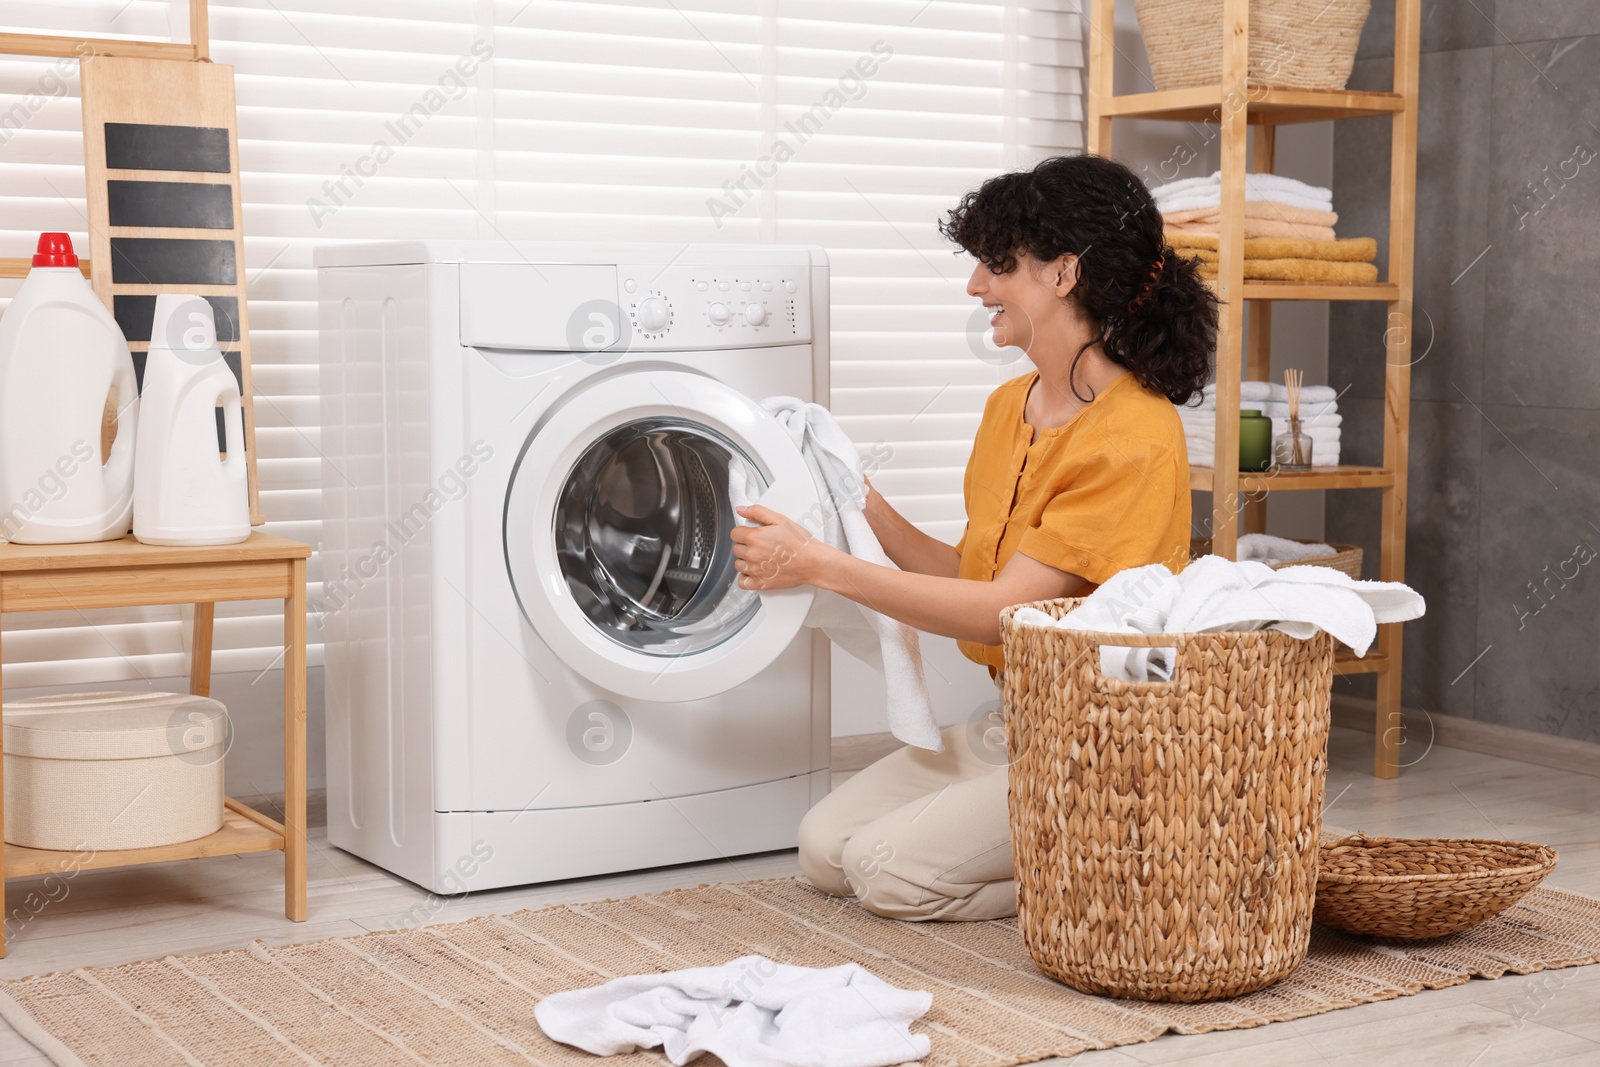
[315,242,831,894]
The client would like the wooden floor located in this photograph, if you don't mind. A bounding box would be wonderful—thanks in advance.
[0,725,1596,1066]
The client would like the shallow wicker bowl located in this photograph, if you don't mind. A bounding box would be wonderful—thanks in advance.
[1190,536,1363,579]
[1314,834,1559,940]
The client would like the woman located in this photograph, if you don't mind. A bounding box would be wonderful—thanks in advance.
[730,154,1218,921]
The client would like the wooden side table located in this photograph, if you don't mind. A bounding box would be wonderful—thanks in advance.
[0,532,310,957]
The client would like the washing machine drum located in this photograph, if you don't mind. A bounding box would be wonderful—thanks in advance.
[555,418,757,655]
[505,370,820,703]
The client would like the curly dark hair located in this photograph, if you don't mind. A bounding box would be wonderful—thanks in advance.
[939,154,1217,405]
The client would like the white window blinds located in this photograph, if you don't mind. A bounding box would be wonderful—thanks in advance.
[0,0,1082,687]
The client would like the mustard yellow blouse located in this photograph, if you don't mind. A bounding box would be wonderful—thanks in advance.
[954,370,1191,670]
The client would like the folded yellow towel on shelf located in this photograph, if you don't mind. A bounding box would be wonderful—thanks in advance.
[1194,258,1380,283]
[1162,201,1339,227]
[1166,218,1338,241]
[1165,232,1378,262]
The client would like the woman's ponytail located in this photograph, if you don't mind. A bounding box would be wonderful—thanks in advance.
[1102,243,1217,405]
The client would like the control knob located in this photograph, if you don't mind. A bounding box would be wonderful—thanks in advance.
[636,296,671,333]
[707,302,732,326]
[744,303,767,326]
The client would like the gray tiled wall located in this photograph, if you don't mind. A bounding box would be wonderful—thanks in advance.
[1326,3,1600,743]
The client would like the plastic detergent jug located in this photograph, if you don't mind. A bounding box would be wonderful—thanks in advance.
[133,294,250,546]
[0,233,139,543]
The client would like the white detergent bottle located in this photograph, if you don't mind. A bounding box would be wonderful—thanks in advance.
[0,233,139,543]
[133,294,250,546]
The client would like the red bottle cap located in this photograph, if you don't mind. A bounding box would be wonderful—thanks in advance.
[32,233,78,268]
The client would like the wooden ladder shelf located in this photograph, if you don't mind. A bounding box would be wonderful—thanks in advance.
[1088,0,1421,777]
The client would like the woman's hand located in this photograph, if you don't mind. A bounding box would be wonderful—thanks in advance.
[730,504,830,590]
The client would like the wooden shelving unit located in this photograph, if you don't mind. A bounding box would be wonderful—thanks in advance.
[1089,0,1420,777]
[0,533,310,956]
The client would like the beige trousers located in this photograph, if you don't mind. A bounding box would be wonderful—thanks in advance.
[797,686,1013,921]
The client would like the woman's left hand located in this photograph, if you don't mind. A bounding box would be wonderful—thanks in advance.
[730,504,828,590]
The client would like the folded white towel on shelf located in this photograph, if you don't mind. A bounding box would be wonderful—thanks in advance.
[1187,398,1341,421]
[1010,555,1423,682]
[1176,407,1345,432]
[1237,532,1336,564]
[732,397,940,751]
[1150,170,1334,209]
[1147,173,1219,201]
[1186,424,1341,446]
[534,955,933,1067]
[1183,437,1342,467]
[1160,190,1335,214]
[1200,381,1340,404]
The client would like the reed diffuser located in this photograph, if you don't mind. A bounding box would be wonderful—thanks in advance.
[1273,369,1314,470]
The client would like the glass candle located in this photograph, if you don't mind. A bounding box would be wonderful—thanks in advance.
[1273,416,1314,471]
[1239,409,1273,472]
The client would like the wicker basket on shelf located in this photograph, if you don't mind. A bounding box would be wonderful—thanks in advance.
[1134,0,1371,91]
[1190,536,1363,579]
[999,597,1335,1002]
[1314,834,1559,940]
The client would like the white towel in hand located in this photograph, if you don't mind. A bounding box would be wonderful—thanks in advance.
[733,398,940,751]
[534,955,933,1067]
[1011,555,1422,681]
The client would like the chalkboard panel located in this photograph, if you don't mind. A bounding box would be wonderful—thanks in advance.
[115,295,240,344]
[110,238,237,285]
[108,180,234,229]
[104,122,231,173]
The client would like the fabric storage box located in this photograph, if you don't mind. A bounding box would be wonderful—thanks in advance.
[3,692,227,851]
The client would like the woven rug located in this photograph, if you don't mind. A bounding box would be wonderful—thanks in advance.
[2,878,1599,1067]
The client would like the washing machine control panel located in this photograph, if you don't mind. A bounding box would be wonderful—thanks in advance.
[617,265,811,349]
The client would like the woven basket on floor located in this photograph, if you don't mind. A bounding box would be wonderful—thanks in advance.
[1314,834,1559,940]
[1190,536,1363,579]
[1134,0,1371,91]
[999,598,1335,1002]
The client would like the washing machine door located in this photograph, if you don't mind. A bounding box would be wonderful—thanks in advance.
[505,369,823,702]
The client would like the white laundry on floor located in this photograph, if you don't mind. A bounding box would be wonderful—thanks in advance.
[731,397,940,751]
[533,955,933,1067]
[1011,555,1424,682]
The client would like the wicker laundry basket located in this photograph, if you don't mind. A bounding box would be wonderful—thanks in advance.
[1190,536,1363,579]
[1135,0,1371,91]
[1000,598,1335,1002]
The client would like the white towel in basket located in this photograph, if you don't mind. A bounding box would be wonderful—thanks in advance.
[1010,555,1424,682]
